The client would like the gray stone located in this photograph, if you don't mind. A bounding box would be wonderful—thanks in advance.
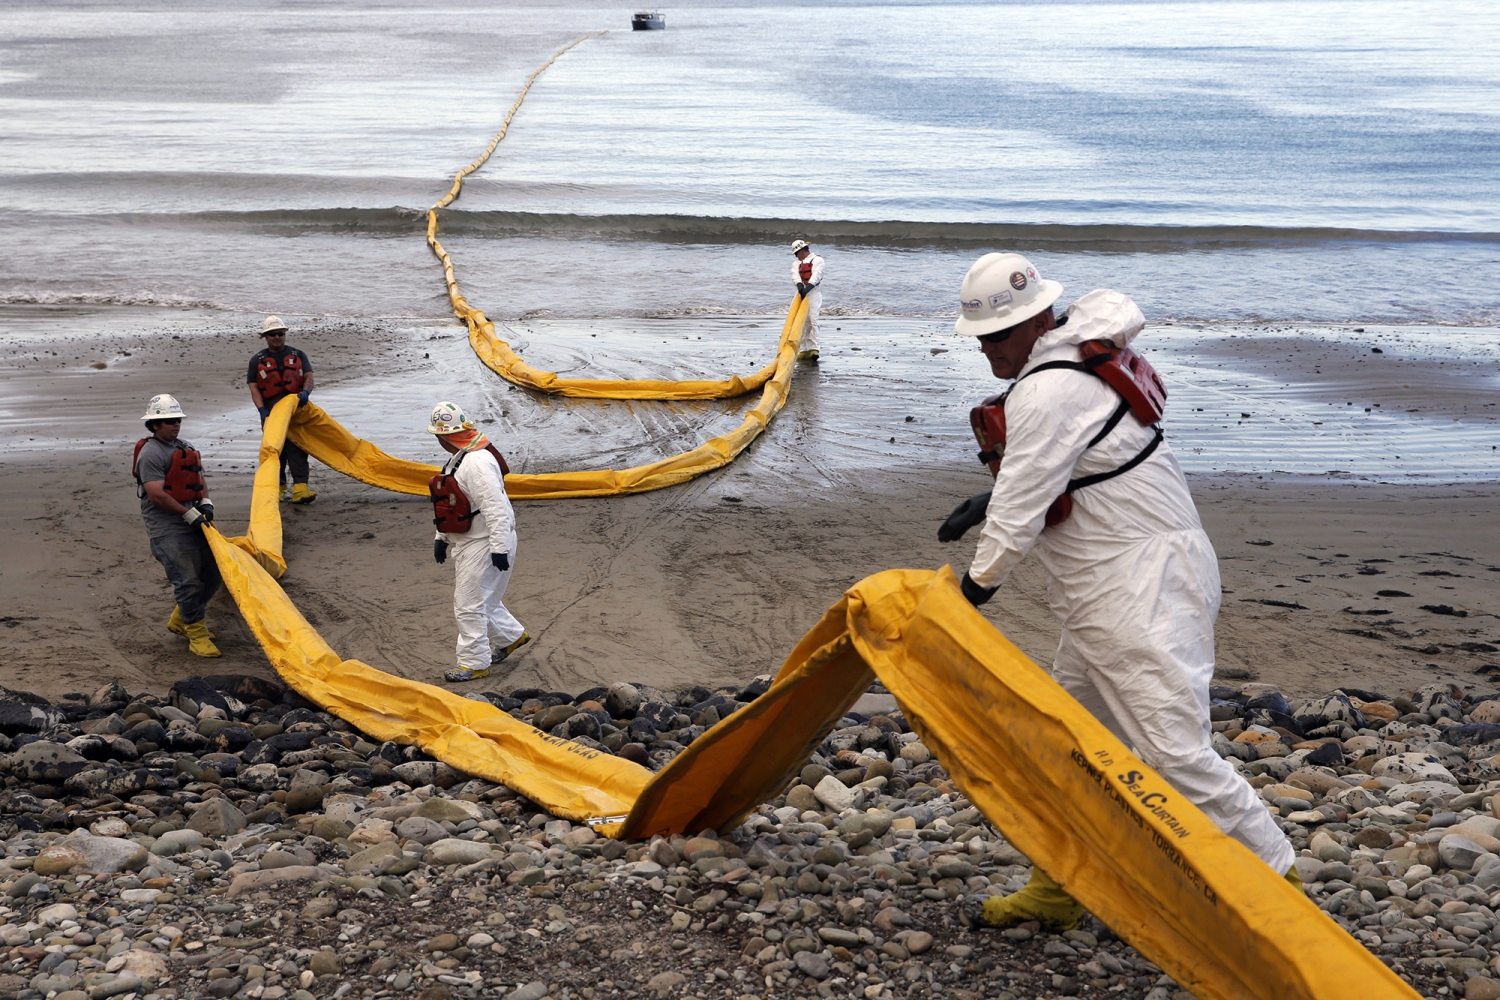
[62,832,147,874]
[508,984,549,1000]
[187,797,247,836]
[87,971,142,1000]
[812,774,855,812]
[817,926,861,947]
[150,829,203,856]
[793,950,830,980]
[425,838,491,866]
[1439,833,1492,872]
[396,816,449,845]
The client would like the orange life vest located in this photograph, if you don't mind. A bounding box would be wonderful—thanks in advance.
[798,260,813,283]
[970,340,1166,527]
[133,439,206,503]
[255,350,305,398]
[429,445,511,534]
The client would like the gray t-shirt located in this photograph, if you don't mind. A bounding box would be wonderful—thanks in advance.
[136,435,203,539]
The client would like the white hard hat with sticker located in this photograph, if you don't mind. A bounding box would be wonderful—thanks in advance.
[427,400,475,436]
[141,393,186,421]
[790,240,810,254]
[955,252,1064,336]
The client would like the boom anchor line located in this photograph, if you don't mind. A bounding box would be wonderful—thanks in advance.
[197,39,1416,1000]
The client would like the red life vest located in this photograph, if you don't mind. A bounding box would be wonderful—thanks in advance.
[969,339,1166,527]
[429,445,511,534]
[255,350,305,398]
[798,260,813,283]
[133,439,207,503]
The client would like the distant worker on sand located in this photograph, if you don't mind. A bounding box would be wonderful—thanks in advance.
[426,401,530,682]
[939,252,1295,931]
[790,239,824,362]
[133,394,222,658]
[248,315,317,504]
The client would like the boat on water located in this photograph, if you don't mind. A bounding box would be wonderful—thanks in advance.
[632,11,665,30]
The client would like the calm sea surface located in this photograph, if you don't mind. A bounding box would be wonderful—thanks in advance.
[1,0,1498,325]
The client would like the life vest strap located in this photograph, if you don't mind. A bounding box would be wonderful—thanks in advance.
[1066,425,1164,494]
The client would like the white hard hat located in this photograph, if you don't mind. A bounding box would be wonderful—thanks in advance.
[790,240,810,254]
[955,253,1064,336]
[262,315,288,335]
[141,393,185,421]
[427,400,475,436]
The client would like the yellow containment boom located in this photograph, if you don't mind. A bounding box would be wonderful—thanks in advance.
[426,32,789,401]
[207,403,1417,1000]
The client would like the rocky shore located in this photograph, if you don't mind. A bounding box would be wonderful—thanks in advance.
[4,675,1500,1000]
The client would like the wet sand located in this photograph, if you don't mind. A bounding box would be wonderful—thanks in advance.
[2,304,1497,703]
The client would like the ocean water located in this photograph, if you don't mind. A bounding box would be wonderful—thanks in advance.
[1,0,1498,325]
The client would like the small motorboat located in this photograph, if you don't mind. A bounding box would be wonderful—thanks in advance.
[632,10,665,30]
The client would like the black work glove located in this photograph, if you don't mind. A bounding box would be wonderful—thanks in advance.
[796,282,808,297]
[257,406,270,422]
[297,390,310,407]
[938,490,992,543]
[433,539,448,565]
[182,507,207,529]
[197,500,215,525]
[491,552,510,572]
[961,571,998,607]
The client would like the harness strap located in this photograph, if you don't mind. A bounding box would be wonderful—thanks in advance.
[1066,426,1164,493]
[1087,399,1131,449]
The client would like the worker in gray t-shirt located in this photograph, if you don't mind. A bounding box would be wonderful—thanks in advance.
[132,393,223,657]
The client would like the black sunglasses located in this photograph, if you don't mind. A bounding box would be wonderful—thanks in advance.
[977,329,1015,345]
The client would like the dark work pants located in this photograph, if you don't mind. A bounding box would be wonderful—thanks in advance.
[149,531,222,624]
[280,441,309,486]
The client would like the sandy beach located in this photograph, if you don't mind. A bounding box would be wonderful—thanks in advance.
[2,304,1496,704]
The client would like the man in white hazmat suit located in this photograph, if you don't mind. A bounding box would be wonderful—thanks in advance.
[427,401,530,682]
[790,239,824,362]
[939,252,1295,931]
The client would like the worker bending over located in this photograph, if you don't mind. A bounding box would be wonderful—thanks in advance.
[133,394,222,657]
[248,315,316,504]
[941,253,1294,931]
[790,239,824,362]
[427,401,530,682]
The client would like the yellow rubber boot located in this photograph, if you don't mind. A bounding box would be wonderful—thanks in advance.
[182,620,221,658]
[168,606,217,639]
[291,484,317,505]
[963,867,1084,931]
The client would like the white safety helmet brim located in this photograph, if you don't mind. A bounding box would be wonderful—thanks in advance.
[141,393,186,421]
[790,240,810,255]
[427,400,474,436]
[262,315,288,335]
[954,252,1064,337]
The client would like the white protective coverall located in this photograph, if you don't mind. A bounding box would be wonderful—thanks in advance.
[435,447,524,671]
[968,289,1294,875]
[792,252,824,352]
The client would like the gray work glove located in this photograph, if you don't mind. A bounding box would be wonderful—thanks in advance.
[182,507,207,529]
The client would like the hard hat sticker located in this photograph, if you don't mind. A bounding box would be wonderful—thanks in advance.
[960,298,982,311]
[988,291,1013,308]
[1010,271,1028,290]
